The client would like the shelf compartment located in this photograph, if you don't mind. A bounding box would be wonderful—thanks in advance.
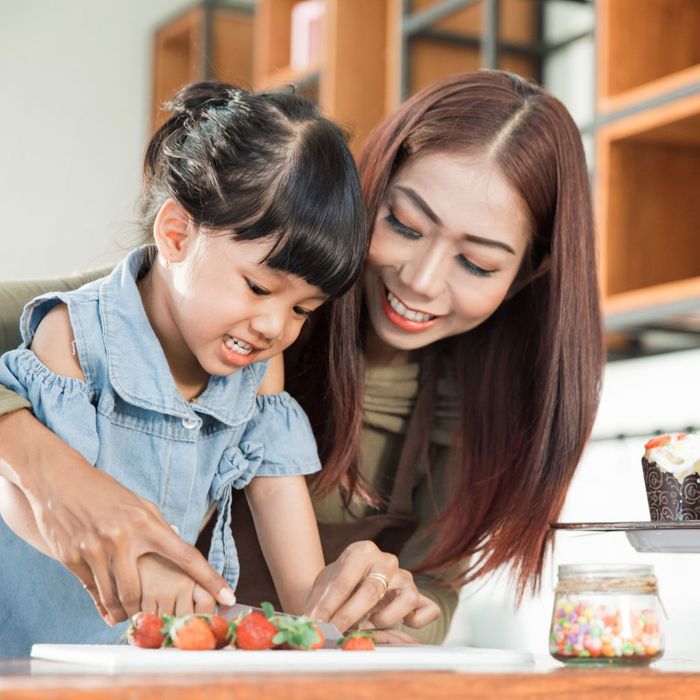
[597,91,700,322]
[597,0,700,112]
[152,4,253,131]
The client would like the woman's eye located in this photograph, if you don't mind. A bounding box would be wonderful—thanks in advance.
[386,210,421,240]
[456,254,494,278]
[246,278,270,296]
[293,306,311,319]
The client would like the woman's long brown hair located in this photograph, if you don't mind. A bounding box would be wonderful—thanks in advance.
[289,71,604,596]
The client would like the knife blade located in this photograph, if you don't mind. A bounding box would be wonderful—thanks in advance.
[220,603,343,643]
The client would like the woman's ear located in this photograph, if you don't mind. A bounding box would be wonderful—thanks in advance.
[153,198,194,264]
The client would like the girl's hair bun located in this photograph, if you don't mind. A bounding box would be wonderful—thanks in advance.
[165,80,248,119]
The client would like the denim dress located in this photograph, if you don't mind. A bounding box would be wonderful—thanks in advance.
[0,247,321,657]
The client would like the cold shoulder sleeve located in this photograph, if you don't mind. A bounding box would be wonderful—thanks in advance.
[0,348,99,465]
[237,391,322,484]
[207,392,322,588]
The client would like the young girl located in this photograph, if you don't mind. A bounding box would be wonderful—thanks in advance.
[0,81,366,657]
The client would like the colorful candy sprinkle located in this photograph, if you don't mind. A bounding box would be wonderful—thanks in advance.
[549,598,662,664]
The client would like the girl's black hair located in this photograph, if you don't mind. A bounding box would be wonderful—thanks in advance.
[141,81,367,297]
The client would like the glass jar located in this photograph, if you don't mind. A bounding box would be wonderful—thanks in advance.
[549,564,665,666]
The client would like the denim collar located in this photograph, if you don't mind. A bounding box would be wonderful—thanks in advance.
[99,246,260,427]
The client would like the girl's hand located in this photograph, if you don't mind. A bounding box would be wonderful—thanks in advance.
[138,554,216,617]
[0,410,234,624]
[304,540,441,636]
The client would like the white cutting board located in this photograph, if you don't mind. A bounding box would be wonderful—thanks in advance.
[31,643,533,674]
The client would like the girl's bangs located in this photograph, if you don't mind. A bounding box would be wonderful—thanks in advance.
[235,173,365,298]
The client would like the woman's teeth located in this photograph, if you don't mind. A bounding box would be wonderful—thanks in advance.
[225,335,253,356]
[386,290,434,323]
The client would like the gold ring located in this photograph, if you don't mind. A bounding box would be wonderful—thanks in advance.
[366,571,389,596]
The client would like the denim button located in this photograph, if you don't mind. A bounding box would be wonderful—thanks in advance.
[182,416,198,430]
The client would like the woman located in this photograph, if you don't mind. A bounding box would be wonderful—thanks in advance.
[0,71,603,644]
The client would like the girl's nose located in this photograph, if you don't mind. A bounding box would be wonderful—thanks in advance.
[397,240,450,300]
[249,310,285,343]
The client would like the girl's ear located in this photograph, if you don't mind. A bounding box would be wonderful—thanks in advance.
[153,198,194,264]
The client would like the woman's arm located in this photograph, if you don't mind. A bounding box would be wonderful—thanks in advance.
[245,475,325,615]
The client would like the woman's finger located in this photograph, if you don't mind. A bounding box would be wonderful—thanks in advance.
[306,541,394,622]
[402,594,442,628]
[367,583,422,629]
[370,628,420,645]
[67,561,111,621]
[323,562,399,631]
[80,537,128,624]
[111,549,143,618]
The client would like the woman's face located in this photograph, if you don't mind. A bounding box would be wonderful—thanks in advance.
[364,152,531,354]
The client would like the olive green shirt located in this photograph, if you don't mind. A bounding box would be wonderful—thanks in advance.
[0,270,462,643]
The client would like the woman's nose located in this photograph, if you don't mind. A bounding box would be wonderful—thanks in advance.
[397,241,450,299]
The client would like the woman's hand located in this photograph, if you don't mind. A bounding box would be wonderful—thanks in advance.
[304,540,440,638]
[0,410,235,624]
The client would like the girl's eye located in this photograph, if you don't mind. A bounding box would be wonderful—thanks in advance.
[456,254,494,278]
[246,278,269,296]
[293,306,312,319]
[386,210,421,240]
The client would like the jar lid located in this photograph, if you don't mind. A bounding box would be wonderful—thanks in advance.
[558,563,654,579]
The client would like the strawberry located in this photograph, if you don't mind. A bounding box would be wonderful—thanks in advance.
[128,612,166,649]
[169,614,216,650]
[272,615,324,650]
[206,614,233,649]
[234,612,278,650]
[310,624,325,650]
[645,435,671,450]
[339,631,375,651]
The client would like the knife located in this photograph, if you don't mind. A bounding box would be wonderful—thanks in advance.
[220,603,343,644]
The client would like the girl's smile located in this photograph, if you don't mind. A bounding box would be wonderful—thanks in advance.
[141,203,327,397]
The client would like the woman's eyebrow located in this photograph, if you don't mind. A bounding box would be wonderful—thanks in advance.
[394,185,516,255]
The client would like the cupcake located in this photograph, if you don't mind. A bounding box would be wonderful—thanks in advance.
[642,433,700,521]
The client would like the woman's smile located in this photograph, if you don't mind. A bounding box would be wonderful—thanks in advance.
[380,284,442,332]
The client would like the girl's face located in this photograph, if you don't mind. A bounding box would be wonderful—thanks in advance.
[162,231,327,377]
[364,152,531,355]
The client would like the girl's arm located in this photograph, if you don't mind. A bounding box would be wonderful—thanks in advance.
[247,353,324,614]
[245,475,325,615]
[0,306,235,623]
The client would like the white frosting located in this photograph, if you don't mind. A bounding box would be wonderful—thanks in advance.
[646,433,700,480]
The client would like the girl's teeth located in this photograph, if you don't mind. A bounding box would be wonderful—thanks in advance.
[386,290,434,323]
[225,336,253,356]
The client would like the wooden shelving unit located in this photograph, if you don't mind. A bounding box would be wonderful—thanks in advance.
[152,2,254,131]
[253,0,390,153]
[595,0,700,340]
[150,0,700,356]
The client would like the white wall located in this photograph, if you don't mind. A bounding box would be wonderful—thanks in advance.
[0,0,192,280]
[446,348,700,657]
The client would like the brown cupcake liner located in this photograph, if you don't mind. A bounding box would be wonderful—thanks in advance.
[642,457,700,521]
